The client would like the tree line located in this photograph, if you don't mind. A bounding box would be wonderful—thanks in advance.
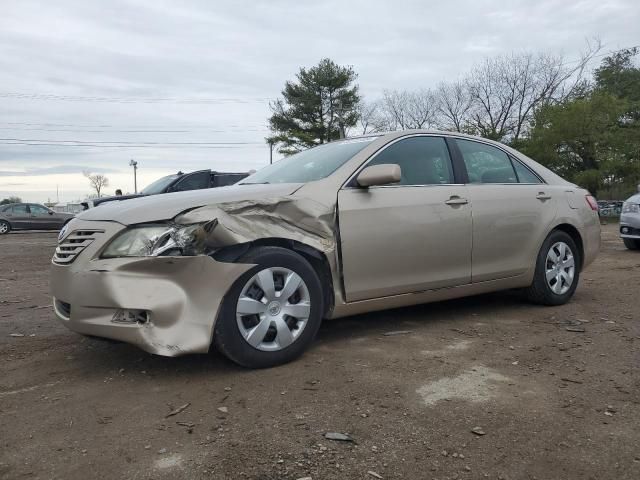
[267,43,640,198]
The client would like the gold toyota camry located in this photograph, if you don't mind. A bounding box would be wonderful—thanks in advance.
[51,131,600,367]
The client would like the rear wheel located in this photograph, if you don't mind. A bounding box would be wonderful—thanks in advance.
[623,238,640,250]
[0,221,10,235]
[213,246,324,368]
[525,230,580,306]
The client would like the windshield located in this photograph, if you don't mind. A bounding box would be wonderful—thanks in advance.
[141,174,180,194]
[242,137,377,184]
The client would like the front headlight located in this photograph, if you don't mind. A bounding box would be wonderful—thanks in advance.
[101,223,208,258]
[622,202,640,214]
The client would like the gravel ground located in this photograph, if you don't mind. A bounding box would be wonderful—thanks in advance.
[0,224,638,480]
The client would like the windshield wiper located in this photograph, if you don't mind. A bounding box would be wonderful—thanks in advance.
[239,181,270,185]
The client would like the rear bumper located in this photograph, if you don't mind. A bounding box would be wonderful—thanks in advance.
[50,234,252,356]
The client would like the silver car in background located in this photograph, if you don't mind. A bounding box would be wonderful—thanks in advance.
[620,192,640,249]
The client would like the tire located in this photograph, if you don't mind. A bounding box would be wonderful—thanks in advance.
[0,220,10,235]
[623,238,640,250]
[525,230,580,306]
[213,246,324,368]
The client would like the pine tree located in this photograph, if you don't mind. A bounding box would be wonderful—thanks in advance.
[268,58,360,155]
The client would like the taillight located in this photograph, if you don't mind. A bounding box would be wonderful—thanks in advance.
[585,195,598,211]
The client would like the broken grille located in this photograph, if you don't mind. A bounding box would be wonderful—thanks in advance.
[53,229,104,264]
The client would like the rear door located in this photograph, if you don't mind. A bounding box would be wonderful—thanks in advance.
[7,204,31,228]
[452,138,558,282]
[338,135,472,302]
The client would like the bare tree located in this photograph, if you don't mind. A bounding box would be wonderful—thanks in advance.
[434,81,473,132]
[380,89,439,130]
[83,171,109,197]
[466,41,602,141]
[355,100,388,134]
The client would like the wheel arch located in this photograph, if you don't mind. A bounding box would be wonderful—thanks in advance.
[211,238,335,317]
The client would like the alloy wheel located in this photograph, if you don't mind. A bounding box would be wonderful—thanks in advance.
[545,241,575,295]
[236,267,311,352]
[0,222,8,234]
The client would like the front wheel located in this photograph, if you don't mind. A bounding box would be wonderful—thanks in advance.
[525,230,580,306]
[623,238,640,250]
[213,246,324,368]
[0,220,10,235]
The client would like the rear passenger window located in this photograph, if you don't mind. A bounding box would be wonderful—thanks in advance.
[12,204,29,214]
[367,136,454,185]
[512,159,542,183]
[456,139,517,184]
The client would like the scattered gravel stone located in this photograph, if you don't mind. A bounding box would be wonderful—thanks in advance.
[324,432,354,442]
[382,330,412,336]
[471,426,486,436]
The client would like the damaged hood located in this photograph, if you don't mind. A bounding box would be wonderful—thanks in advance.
[77,183,304,225]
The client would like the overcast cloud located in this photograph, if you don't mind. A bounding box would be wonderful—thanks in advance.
[1,0,639,202]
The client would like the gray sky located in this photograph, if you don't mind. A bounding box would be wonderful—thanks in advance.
[1,0,639,202]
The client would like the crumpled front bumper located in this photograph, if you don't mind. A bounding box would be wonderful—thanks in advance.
[50,220,252,356]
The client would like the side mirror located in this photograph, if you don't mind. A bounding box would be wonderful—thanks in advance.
[48,210,54,215]
[356,164,401,188]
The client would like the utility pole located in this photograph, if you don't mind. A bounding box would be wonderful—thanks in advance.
[266,138,276,164]
[337,98,346,139]
[129,159,138,193]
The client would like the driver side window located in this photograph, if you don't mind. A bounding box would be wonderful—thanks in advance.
[366,136,454,186]
[30,204,49,215]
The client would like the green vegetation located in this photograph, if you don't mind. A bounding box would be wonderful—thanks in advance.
[520,48,640,198]
[269,49,639,199]
[0,196,22,205]
[267,58,360,155]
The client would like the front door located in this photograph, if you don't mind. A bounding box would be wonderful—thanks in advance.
[29,204,56,229]
[338,135,472,302]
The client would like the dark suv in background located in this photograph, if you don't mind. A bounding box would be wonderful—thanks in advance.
[82,169,249,209]
[0,203,74,234]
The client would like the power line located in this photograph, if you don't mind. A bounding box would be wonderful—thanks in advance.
[0,92,274,104]
[2,121,268,128]
[0,126,269,133]
[0,141,264,149]
[0,137,263,145]
[0,127,269,133]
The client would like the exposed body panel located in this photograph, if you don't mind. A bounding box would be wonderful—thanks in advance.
[50,220,252,356]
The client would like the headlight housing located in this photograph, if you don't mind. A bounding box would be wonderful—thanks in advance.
[101,223,208,258]
[622,202,640,214]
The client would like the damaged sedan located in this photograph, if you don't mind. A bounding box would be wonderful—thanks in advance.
[51,131,600,367]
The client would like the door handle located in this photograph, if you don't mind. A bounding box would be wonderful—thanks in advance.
[445,196,468,206]
[536,192,552,201]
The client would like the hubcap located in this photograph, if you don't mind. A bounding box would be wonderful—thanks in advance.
[236,267,311,352]
[545,241,575,295]
[0,223,7,233]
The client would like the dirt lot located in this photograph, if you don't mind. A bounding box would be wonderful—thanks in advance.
[0,224,638,480]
